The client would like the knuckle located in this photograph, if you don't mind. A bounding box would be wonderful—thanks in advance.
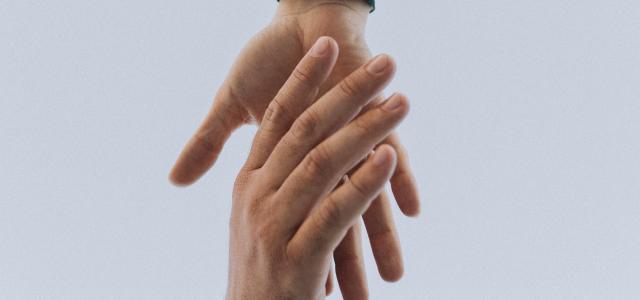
[351,116,375,137]
[263,101,278,124]
[338,76,361,97]
[290,108,321,139]
[292,65,314,86]
[334,249,360,263]
[315,198,342,232]
[349,177,371,200]
[264,97,294,126]
[368,225,394,243]
[279,130,303,155]
[305,145,332,177]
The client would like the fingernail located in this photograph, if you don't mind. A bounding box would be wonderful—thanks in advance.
[366,55,389,74]
[372,149,389,167]
[382,93,404,111]
[310,37,331,57]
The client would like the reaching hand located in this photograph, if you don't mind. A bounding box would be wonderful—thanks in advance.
[170,1,420,295]
[227,35,409,299]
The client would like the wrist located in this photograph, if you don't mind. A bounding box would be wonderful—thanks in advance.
[276,0,369,40]
[277,0,370,16]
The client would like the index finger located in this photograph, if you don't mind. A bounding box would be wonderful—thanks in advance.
[243,36,339,171]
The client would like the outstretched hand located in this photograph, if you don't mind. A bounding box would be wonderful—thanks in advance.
[227,35,410,299]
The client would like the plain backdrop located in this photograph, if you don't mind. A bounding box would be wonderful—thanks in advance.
[2,0,639,299]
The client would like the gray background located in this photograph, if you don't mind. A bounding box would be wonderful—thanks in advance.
[2,0,639,299]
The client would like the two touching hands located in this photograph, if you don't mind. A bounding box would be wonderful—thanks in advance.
[170,1,419,298]
[227,38,408,299]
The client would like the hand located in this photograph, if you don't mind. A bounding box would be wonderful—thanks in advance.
[170,1,419,294]
[227,35,410,299]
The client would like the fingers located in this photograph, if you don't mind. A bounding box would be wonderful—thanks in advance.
[335,223,369,300]
[362,192,404,282]
[287,145,397,260]
[170,84,248,186]
[386,133,421,216]
[259,54,396,187]
[244,37,339,170]
[358,93,420,214]
[346,146,405,281]
[275,93,410,231]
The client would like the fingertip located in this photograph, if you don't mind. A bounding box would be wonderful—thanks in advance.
[169,152,205,187]
[371,231,404,282]
[404,201,421,217]
[168,132,225,188]
[372,144,397,170]
[385,127,419,217]
[377,242,404,282]
[169,166,194,187]
[381,264,405,282]
[397,92,410,111]
[365,54,397,78]
[382,92,410,115]
[391,175,421,217]
[310,36,331,57]
[376,250,405,283]
[310,36,339,58]
[324,36,339,55]
[383,54,397,73]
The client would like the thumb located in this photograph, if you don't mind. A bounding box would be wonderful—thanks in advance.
[170,82,247,186]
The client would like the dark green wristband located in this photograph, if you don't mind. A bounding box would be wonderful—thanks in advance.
[366,0,375,12]
[276,0,375,13]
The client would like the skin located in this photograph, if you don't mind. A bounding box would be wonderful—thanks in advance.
[227,37,410,299]
[170,0,419,297]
